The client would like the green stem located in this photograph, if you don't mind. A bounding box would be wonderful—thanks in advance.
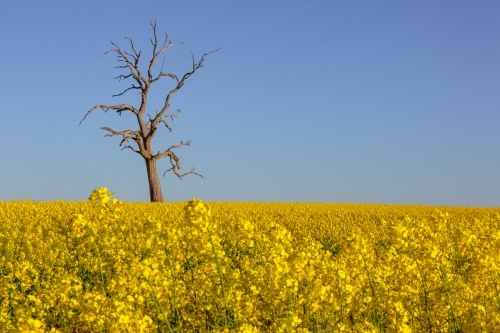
[83,225,106,294]
[104,204,135,255]
[144,276,174,333]
[166,249,181,329]
[409,249,433,333]
[490,271,500,311]
[207,228,229,328]
[438,267,461,332]
[336,269,345,324]
[360,252,384,332]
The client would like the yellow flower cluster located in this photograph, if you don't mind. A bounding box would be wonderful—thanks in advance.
[0,188,500,332]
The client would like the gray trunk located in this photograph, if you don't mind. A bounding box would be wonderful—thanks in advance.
[145,158,164,202]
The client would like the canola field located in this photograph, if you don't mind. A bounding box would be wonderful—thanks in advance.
[1,188,500,332]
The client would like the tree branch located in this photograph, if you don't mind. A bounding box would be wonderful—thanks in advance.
[148,20,184,83]
[100,44,144,93]
[154,140,205,180]
[112,84,142,97]
[145,109,181,138]
[100,127,148,158]
[165,166,205,180]
[121,145,142,154]
[149,47,220,137]
[154,140,190,160]
[80,104,140,125]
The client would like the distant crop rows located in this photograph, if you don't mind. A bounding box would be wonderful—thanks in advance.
[1,188,499,332]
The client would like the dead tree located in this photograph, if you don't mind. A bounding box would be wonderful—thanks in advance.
[80,20,219,202]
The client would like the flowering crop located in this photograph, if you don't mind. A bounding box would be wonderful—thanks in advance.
[1,188,500,332]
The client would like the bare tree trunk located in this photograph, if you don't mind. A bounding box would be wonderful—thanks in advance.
[145,158,164,202]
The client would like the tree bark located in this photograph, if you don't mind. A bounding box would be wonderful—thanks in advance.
[145,158,164,202]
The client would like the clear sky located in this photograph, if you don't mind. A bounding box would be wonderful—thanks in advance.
[1,1,499,206]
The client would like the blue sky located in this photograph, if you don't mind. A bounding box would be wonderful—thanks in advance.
[1,1,499,206]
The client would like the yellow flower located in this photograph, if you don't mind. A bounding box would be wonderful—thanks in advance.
[89,187,114,203]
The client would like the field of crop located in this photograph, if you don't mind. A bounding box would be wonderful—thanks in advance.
[1,187,500,332]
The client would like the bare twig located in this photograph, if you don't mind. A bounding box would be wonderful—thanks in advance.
[165,166,205,180]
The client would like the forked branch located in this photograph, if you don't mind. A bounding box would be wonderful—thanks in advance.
[166,166,204,180]
[157,140,205,180]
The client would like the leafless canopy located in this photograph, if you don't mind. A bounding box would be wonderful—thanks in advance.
[80,20,219,180]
